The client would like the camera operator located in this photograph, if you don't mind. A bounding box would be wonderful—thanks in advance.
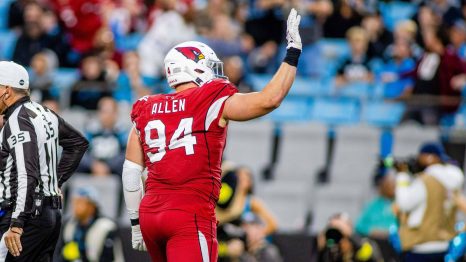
[317,213,382,262]
[395,142,464,261]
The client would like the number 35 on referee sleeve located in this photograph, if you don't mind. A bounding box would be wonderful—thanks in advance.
[7,131,31,148]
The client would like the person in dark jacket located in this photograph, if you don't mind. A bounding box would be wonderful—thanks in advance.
[0,61,88,261]
[55,187,123,262]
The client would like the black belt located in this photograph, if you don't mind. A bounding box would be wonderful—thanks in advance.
[42,196,62,209]
[0,196,62,211]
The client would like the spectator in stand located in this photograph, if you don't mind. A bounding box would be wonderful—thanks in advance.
[48,0,103,64]
[12,2,49,66]
[294,0,333,76]
[414,5,441,49]
[448,19,466,61]
[7,0,28,30]
[380,38,416,99]
[395,142,464,261]
[244,0,285,48]
[42,98,61,114]
[70,55,115,110]
[355,172,397,239]
[427,0,462,26]
[335,26,374,87]
[40,8,71,67]
[317,212,383,262]
[195,2,254,59]
[401,26,466,125]
[323,0,363,38]
[361,12,393,61]
[29,50,58,102]
[244,0,286,74]
[11,3,69,66]
[385,20,422,60]
[224,56,253,93]
[114,51,151,103]
[138,0,196,78]
[77,97,127,176]
[355,163,401,261]
[101,0,146,37]
[241,214,283,262]
[217,167,278,235]
[55,187,123,262]
[298,0,334,43]
[248,41,280,74]
[92,27,123,68]
[216,167,278,262]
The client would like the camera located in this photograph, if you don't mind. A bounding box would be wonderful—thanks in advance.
[321,227,345,262]
[375,156,422,177]
[393,157,422,174]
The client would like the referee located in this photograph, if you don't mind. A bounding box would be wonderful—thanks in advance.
[0,61,88,261]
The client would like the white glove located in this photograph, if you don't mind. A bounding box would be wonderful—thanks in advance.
[131,224,147,251]
[286,8,302,51]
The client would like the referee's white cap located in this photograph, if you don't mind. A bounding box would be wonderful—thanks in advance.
[0,61,29,89]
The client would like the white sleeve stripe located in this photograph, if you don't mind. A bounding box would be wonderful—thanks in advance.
[205,96,230,130]
[9,108,28,219]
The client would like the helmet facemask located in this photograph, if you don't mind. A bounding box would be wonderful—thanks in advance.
[206,59,226,79]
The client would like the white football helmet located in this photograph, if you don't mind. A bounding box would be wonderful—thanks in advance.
[164,41,225,88]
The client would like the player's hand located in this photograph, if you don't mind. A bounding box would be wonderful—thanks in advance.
[286,8,302,51]
[5,227,23,257]
[131,224,147,251]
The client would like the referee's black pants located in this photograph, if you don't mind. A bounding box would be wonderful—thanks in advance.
[0,206,62,262]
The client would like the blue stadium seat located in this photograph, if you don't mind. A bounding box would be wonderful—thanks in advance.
[249,74,328,97]
[141,75,159,88]
[141,76,173,94]
[0,29,17,60]
[249,73,271,91]
[311,97,359,125]
[292,76,330,97]
[318,38,350,62]
[380,1,418,31]
[265,97,313,123]
[448,103,466,128]
[362,101,406,128]
[116,33,144,52]
[332,81,373,100]
[317,38,350,76]
[52,68,79,91]
[0,0,12,30]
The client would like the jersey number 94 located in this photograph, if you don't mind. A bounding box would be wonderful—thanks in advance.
[144,118,197,163]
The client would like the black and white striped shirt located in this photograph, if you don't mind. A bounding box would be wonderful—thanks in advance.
[0,96,88,228]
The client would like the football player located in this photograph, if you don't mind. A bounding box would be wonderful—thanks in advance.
[122,9,302,262]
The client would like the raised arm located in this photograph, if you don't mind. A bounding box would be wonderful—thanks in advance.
[222,9,302,122]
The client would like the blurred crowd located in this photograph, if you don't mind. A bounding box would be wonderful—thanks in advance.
[4,0,466,176]
[4,0,466,169]
[6,0,466,261]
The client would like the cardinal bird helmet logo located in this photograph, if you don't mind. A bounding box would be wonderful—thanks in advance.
[175,46,205,63]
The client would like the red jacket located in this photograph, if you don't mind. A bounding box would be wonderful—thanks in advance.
[49,0,103,54]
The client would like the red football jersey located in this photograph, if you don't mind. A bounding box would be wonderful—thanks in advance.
[131,79,237,219]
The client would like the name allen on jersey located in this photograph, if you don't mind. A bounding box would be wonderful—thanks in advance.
[151,98,186,114]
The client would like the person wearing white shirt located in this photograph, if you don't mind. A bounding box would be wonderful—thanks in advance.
[395,142,464,261]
